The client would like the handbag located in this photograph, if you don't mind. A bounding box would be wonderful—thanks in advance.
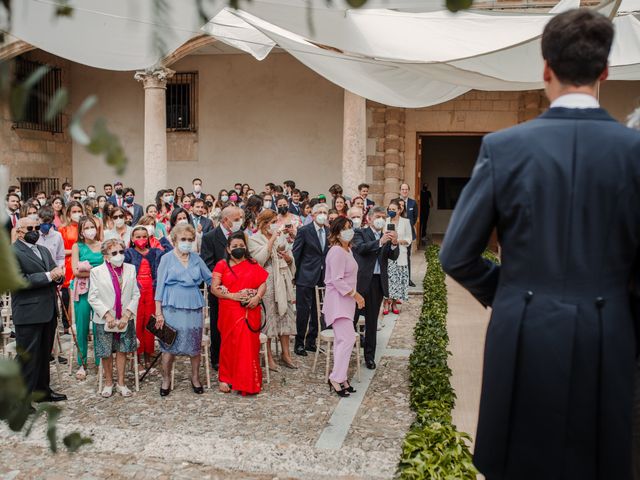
[244,302,267,333]
[145,314,177,347]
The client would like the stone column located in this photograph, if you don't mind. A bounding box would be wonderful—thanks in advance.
[383,107,405,205]
[341,90,367,198]
[134,67,174,206]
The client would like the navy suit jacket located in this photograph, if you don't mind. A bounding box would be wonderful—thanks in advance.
[439,107,640,480]
[193,215,213,235]
[292,222,329,288]
[200,226,228,271]
[288,201,302,217]
[351,227,399,298]
[127,203,144,225]
[107,194,125,207]
[403,197,418,239]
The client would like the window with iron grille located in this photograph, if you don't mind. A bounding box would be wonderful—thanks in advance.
[166,72,198,132]
[18,177,60,199]
[13,58,63,133]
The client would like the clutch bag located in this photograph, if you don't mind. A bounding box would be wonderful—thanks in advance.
[145,314,177,347]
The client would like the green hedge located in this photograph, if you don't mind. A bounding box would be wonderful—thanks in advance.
[397,245,477,479]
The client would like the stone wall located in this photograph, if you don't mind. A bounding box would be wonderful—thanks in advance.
[0,51,72,191]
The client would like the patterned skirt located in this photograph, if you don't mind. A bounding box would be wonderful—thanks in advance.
[388,260,409,301]
[160,306,203,357]
[94,320,137,358]
[262,269,296,338]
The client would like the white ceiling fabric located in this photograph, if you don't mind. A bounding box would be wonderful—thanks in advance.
[7,0,640,107]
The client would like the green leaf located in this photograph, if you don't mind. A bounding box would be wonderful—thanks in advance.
[44,405,61,453]
[446,0,474,12]
[45,88,68,122]
[69,95,97,146]
[63,432,93,452]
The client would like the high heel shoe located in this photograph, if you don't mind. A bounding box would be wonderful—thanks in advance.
[328,379,350,397]
[341,381,356,393]
[160,385,171,397]
[191,381,204,394]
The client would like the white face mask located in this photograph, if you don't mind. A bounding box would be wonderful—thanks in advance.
[110,254,125,267]
[373,217,386,230]
[269,223,279,234]
[83,228,97,240]
[340,229,355,242]
[71,212,81,223]
[178,241,193,253]
[193,185,202,193]
[177,219,189,225]
[264,200,272,209]
[145,225,155,236]
[351,217,362,229]
[28,214,39,221]
[38,199,46,207]
[114,218,125,228]
[220,195,229,203]
[315,213,327,226]
[231,220,243,232]
[88,191,96,198]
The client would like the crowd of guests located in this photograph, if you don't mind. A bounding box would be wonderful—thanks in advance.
[4,178,421,399]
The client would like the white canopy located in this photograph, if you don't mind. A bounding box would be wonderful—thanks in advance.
[6,0,640,107]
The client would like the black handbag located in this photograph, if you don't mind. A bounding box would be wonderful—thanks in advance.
[145,315,177,347]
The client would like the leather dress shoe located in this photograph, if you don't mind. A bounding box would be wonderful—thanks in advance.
[305,344,317,352]
[366,360,376,370]
[49,355,68,364]
[37,391,67,402]
[294,345,308,356]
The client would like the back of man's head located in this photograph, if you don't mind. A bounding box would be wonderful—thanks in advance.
[541,9,613,86]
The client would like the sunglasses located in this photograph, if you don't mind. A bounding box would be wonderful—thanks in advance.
[109,250,125,256]
[112,214,124,219]
[23,225,40,232]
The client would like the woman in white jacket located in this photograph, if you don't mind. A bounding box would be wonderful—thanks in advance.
[385,199,412,315]
[88,238,140,398]
[247,209,297,370]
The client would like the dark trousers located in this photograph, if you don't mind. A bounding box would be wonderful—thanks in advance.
[60,287,70,329]
[14,312,56,395]
[361,274,384,362]
[208,292,221,366]
[420,209,430,238]
[295,285,320,348]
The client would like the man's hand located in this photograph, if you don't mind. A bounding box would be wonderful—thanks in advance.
[197,224,203,233]
[388,231,399,245]
[380,232,392,245]
[50,267,64,281]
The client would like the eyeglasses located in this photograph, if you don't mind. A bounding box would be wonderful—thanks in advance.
[112,214,124,219]
[23,226,40,232]
[109,250,125,256]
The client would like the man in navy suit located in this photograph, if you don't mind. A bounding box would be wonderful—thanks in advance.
[122,187,144,225]
[358,183,375,215]
[288,188,303,217]
[400,183,418,286]
[292,203,329,356]
[108,181,125,207]
[191,198,213,235]
[440,9,640,480]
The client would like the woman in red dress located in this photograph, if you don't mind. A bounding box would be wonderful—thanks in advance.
[211,231,268,396]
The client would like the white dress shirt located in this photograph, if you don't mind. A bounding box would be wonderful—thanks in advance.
[550,93,599,109]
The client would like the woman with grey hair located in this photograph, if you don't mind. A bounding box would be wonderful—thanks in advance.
[88,238,140,398]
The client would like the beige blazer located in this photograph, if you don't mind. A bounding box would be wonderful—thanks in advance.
[88,262,140,324]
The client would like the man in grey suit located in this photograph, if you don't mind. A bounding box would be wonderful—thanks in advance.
[440,9,640,480]
[12,217,67,401]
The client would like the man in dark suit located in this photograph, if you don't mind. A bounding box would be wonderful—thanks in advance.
[288,189,303,217]
[292,203,330,356]
[12,217,67,401]
[123,188,144,225]
[201,206,244,370]
[440,10,638,480]
[4,192,20,235]
[352,206,399,369]
[400,183,418,287]
[358,183,375,215]
[107,181,125,207]
[191,178,204,200]
[192,199,213,235]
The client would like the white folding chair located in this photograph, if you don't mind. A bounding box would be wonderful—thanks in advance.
[170,335,213,390]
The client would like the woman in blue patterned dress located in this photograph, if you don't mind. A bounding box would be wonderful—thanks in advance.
[154,223,212,396]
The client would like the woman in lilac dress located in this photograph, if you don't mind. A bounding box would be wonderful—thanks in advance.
[323,217,365,397]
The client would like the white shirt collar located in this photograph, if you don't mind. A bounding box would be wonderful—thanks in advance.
[550,93,599,109]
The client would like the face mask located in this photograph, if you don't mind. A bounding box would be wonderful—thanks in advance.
[230,247,246,260]
[83,228,97,240]
[38,199,46,207]
[88,191,96,199]
[229,195,238,202]
[220,195,229,202]
[110,254,125,267]
[205,200,213,208]
[387,210,397,218]
[133,238,148,249]
[177,219,189,225]
[178,241,193,253]
[315,213,327,226]
[194,185,201,193]
[115,188,123,196]
[340,229,355,242]
[71,212,81,223]
[277,206,289,215]
[373,218,386,230]
[164,196,174,204]
[269,223,279,234]
[23,230,39,244]
[39,223,52,235]
[231,220,243,232]
[80,195,87,202]
[264,201,272,209]
[28,214,38,221]
[114,218,125,228]
[92,207,100,215]
[351,217,362,229]
[125,197,134,205]
[64,190,72,198]
[15,192,21,199]
[145,225,155,237]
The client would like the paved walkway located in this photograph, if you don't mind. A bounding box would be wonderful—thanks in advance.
[0,255,426,480]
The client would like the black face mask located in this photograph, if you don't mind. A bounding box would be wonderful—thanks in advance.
[205,201,213,208]
[230,247,246,260]
[92,207,100,215]
[24,231,39,245]
[277,206,289,215]
[115,188,123,195]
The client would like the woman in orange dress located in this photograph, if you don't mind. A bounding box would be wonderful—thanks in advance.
[59,201,84,334]
[211,231,268,396]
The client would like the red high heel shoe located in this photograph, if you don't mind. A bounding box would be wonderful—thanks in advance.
[392,308,400,315]
[383,307,390,315]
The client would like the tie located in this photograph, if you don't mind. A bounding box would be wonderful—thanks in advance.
[11,213,16,227]
[318,228,325,251]
[30,245,42,260]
